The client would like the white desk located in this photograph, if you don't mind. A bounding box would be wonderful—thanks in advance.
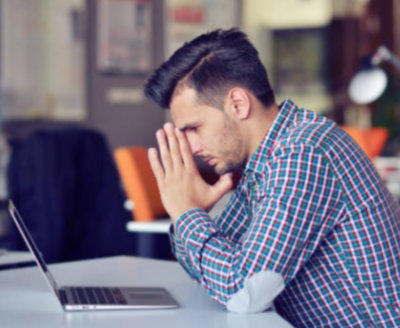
[0,256,293,327]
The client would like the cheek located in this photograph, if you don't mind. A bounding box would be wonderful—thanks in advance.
[199,131,219,150]
[219,127,242,159]
[185,132,202,153]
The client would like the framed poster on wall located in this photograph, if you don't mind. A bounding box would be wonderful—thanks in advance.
[97,0,153,75]
[164,0,241,58]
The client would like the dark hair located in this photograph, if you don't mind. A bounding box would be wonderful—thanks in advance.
[144,28,275,109]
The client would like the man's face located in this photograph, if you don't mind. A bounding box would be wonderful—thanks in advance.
[170,87,246,175]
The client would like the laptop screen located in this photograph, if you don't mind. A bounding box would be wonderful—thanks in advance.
[8,200,62,301]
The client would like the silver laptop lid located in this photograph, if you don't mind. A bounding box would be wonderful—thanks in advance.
[8,200,63,303]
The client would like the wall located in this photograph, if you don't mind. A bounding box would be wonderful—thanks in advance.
[85,0,165,150]
[242,0,333,113]
[3,0,167,151]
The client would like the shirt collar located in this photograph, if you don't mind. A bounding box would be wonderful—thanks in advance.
[245,98,298,175]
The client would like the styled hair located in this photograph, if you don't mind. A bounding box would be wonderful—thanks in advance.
[144,28,275,109]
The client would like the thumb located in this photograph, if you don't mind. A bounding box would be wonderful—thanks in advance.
[211,172,234,200]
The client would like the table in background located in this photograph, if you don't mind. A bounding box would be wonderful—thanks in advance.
[375,156,400,202]
[0,250,34,269]
[0,256,293,328]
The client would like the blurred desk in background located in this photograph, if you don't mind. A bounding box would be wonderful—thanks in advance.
[126,191,232,235]
[375,157,400,201]
[126,219,172,260]
[0,250,34,270]
[125,192,233,260]
[127,219,171,234]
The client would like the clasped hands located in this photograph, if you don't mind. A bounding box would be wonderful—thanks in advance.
[148,123,233,224]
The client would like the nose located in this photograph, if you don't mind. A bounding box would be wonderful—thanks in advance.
[185,132,202,156]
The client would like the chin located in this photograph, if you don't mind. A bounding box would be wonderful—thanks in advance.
[213,165,226,176]
[215,162,239,175]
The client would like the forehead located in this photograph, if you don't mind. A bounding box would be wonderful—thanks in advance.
[170,87,221,129]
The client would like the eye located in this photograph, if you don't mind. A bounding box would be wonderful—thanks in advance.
[180,123,201,134]
[186,125,200,133]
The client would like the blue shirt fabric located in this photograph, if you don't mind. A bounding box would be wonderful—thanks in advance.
[170,99,400,327]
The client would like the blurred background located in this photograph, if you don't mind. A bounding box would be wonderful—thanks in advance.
[1,0,400,263]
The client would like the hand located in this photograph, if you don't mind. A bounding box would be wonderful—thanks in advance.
[148,122,233,223]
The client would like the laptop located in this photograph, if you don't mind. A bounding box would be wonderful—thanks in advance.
[8,200,180,311]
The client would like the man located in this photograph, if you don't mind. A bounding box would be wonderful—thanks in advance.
[144,28,400,327]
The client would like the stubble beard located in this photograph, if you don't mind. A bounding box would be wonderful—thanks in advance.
[214,115,245,175]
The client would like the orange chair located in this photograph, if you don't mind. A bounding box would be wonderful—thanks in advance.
[341,126,389,160]
[114,146,167,222]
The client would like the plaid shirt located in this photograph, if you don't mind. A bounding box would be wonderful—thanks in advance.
[170,99,400,327]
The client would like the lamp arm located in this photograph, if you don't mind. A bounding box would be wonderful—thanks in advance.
[373,46,400,71]
[389,55,400,71]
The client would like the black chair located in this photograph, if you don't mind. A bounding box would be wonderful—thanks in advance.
[6,126,136,263]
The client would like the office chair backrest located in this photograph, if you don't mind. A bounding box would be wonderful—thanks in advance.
[114,146,167,222]
[341,126,388,160]
[7,127,136,263]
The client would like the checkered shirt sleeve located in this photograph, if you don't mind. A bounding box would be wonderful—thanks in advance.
[170,143,340,305]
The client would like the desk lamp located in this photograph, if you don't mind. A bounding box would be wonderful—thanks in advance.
[349,46,400,104]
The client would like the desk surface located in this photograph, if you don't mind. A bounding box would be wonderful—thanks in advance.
[0,256,293,327]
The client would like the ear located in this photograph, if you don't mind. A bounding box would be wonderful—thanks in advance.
[226,87,251,120]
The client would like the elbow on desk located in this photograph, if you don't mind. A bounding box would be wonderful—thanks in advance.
[225,270,285,313]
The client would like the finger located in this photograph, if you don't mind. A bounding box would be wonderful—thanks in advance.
[211,173,233,200]
[176,129,197,171]
[164,123,183,169]
[148,147,165,183]
[156,129,173,173]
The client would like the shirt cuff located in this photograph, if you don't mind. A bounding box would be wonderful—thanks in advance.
[174,208,219,255]
[168,222,200,280]
[169,224,186,256]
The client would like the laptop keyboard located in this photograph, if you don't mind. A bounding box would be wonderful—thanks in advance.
[68,287,127,305]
